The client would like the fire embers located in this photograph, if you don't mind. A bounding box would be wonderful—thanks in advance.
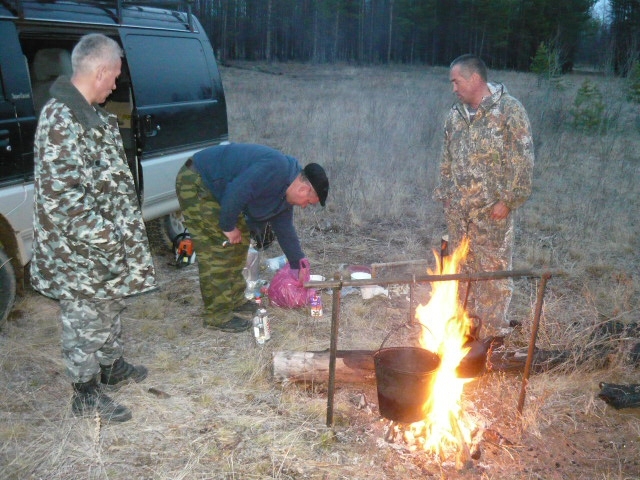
[382,403,487,468]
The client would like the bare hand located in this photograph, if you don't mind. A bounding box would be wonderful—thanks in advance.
[490,201,510,220]
[223,228,242,244]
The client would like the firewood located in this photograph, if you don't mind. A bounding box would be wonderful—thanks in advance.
[272,350,376,384]
[271,346,565,385]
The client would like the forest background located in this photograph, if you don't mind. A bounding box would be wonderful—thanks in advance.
[185,0,639,76]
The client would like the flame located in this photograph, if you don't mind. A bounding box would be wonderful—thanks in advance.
[411,237,475,457]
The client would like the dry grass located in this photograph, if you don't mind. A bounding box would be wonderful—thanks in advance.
[1,63,639,479]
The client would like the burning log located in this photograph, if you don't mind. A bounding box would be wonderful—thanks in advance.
[598,383,640,409]
[449,411,473,470]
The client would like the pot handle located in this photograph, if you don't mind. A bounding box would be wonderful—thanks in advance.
[378,321,438,351]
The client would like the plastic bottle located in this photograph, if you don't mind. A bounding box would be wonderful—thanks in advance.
[252,307,271,345]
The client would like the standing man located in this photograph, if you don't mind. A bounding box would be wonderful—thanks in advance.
[175,143,329,332]
[434,54,534,336]
[31,34,157,423]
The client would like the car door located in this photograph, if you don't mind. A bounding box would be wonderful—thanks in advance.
[0,21,36,186]
[119,29,228,157]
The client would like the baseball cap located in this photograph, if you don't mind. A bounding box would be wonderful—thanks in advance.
[303,163,329,207]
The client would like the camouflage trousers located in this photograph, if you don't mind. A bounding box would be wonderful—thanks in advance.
[59,298,126,383]
[175,164,250,326]
[445,207,514,334]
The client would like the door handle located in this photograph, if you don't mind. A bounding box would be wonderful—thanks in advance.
[0,129,10,150]
[142,115,160,137]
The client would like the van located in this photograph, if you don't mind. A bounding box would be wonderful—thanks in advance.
[0,0,229,325]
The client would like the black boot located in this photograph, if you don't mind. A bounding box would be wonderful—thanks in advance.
[72,378,132,423]
[100,357,148,386]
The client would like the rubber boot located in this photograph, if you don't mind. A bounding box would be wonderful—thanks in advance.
[100,357,148,386]
[71,378,132,422]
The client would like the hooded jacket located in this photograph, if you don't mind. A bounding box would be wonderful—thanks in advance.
[31,76,156,300]
[434,82,534,219]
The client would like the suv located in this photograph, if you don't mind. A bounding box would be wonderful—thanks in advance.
[0,0,229,325]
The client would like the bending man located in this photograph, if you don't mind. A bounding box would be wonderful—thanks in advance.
[176,143,329,332]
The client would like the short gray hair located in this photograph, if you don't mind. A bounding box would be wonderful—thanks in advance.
[71,33,123,74]
[450,54,488,82]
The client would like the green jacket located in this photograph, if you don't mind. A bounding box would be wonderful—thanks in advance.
[31,76,156,300]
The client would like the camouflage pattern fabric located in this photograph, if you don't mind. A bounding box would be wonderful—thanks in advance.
[434,82,534,332]
[176,165,250,326]
[60,298,126,383]
[30,76,157,301]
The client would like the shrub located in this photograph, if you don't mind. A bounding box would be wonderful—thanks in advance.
[571,79,605,133]
[531,42,561,86]
[628,62,640,103]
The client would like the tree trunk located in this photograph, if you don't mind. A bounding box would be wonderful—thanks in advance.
[265,0,272,62]
[387,0,394,63]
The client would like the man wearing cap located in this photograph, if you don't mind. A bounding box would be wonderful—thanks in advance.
[175,143,329,332]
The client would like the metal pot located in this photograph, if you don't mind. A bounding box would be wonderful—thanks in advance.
[374,346,441,423]
[456,337,489,378]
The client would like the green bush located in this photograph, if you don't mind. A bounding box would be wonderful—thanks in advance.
[571,79,605,133]
[531,42,561,86]
[628,62,640,103]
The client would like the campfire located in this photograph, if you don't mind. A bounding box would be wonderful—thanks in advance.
[383,237,484,468]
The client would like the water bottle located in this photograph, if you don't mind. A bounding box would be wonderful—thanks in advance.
[252,307,271,345]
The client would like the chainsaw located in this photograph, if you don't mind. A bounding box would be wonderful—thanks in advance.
[172,229,196,267]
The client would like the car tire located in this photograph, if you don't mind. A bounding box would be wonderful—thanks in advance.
[0,247,17,329]
[146,212,188,251]
[164,212,187,246]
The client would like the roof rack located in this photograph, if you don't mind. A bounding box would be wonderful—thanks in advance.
[1,0,196,31]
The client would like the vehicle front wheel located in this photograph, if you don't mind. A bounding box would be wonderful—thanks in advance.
[164,211,187,244]
[0,247,17,329]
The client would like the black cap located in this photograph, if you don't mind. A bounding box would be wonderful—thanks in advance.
[303,163,329,207]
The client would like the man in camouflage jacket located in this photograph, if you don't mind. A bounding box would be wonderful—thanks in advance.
[434,54,534,335]
[31,34,156,422]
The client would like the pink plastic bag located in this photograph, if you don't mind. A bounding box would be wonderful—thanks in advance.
[268,258,312,308]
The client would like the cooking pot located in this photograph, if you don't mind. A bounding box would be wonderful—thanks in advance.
[373,319,491,422]
[374,346,440,423]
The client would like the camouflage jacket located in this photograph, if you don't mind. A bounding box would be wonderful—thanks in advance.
[434,82,534,218]
[30,76,157,301]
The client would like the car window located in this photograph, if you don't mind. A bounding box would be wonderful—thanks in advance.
[124,35,213,105]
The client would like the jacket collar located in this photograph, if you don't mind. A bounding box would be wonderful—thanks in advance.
[49,76,104,130]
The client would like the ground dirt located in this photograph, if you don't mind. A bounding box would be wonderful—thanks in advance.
[1,221,638,480]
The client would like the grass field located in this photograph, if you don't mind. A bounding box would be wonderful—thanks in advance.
[1,62,638,479]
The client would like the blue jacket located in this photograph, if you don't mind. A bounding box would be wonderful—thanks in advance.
[192,143,306,268]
